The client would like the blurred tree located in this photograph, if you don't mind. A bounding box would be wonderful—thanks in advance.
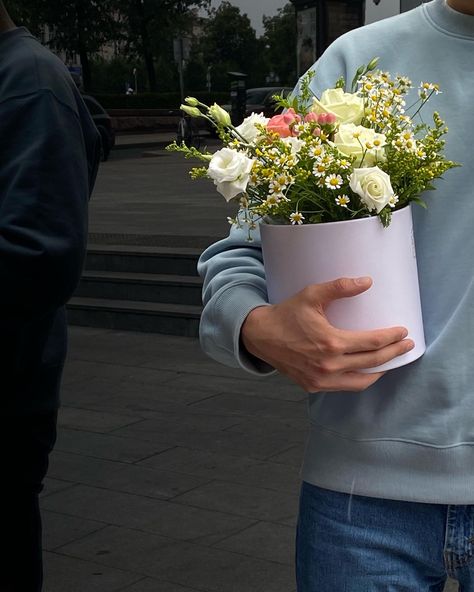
[6,0,119,91]
[262,3,297,86]
[197,1,264,90]
[114,0,209,92]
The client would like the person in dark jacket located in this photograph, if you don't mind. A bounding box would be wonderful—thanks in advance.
[0,3,100,590]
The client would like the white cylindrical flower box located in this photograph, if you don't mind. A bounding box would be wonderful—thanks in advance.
[260,205,426,372]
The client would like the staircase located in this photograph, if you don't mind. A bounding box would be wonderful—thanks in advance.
[67,244,204,337]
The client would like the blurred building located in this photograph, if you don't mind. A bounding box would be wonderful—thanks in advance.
[291,0,423,76]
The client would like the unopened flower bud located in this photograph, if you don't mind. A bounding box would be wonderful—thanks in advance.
[367,57,380,71]
[185,96,199,107]
[181,105,202,118]
[208,103,231,126]
[304,112,319,123]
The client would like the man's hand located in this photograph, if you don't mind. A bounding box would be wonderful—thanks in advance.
[241,277,414,392]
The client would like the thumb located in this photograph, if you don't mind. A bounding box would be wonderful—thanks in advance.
[310,276,372,307]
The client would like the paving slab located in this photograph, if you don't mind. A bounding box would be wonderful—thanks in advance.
[173,480,298,524]
[138,447,301,494]
[168,372,306,403]
[41,484,255,544]
[55,427,172,463]
[188,392,307,421]
[57,525,295,592]
[214,521,295,566]
[47,451,207,500]
[114,420,295,460]
[266,443,306,466]
[61,358,178,388]
[58,406,141,433]
[62,377,220,410]
[42,477,76,498]
[120,578,199,592]
[43,510,106,551]
[43,551,142,592]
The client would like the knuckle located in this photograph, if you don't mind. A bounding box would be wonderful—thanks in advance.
[318,335,342,355]
[315,359,338,375]
[333,277,351,293]
[370,351,385,367]
[369,334,384,350]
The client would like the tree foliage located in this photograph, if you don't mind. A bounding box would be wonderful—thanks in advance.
[193,1,264,90]
[6,0,119,90]
[113,0,209,92]
[262,3,297,86]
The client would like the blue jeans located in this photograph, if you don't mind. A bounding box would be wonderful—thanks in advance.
[296,481,474,591]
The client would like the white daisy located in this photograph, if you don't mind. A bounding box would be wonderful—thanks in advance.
[290,212,305,225]
[325,174,343,190]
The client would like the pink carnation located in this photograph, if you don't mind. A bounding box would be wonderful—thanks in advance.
[267,108,301,138]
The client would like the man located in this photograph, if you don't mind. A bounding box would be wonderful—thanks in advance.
[0,3,100,590]
[199,0,474,589]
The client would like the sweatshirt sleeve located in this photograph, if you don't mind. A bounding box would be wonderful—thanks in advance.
[0,90,91,323]
[198,219,276,376]
[198,41,350,376]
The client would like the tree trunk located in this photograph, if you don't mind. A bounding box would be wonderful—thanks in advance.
[79,48,92,91]
[137,0,156,91]
[76,1,92,91]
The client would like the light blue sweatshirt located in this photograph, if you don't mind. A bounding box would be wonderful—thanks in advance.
[198,0,474,504]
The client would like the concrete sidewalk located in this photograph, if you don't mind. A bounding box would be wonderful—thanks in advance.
[41,326,305,592]
[41,327,459,592]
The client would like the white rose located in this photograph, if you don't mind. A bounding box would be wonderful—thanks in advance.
[281,136,305,156]
[333,123,386,167]
[349,166,395,214]
[235,112,270,142]
[311,88,365,125]
[208,148,254,202]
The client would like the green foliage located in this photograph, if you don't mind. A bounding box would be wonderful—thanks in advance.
[193,1,266,90]
[7,0,119,89]
[113,0,210,91]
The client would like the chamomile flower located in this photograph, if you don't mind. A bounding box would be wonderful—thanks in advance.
[388,194,399,208]
[421,82,441,94]
[309,144,324,159]
[325,174,343,190]
[290,212,305,225]
[265,195,281,208]
[335,194,350,208]
[313,162,327,177]
[339,159,352,170]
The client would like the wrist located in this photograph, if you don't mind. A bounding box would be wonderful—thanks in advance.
[241,305,272,358]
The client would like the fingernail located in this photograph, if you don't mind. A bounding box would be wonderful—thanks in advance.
[405,340,415,351]
[401,329,408,339]
[355,276,371,286]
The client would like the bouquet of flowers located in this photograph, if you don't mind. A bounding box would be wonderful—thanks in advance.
[168,58,457,239]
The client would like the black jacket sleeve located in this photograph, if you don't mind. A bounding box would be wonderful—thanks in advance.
[0,89,94,321]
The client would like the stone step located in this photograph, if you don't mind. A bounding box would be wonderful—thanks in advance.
[67,297,201,337]
[76,271,203,305]
[85,244,202,276]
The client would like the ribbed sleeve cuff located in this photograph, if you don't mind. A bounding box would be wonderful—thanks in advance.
[200,283,277,377]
